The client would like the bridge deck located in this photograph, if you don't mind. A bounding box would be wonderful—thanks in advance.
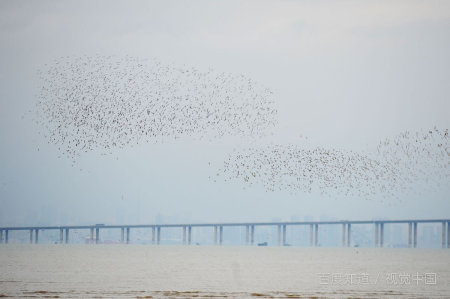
[1,219,450,231]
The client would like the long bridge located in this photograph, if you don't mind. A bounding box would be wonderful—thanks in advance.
[1,219,449,248]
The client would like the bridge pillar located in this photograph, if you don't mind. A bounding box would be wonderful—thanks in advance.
[60,229,63,244]
[380,223,384,248]
[277,225,281,246]
[96,228,99,244]
[442,222,446,249]
[413,222,417,248]
[5,230,8,243]
[90,228,94,244]
[282,225,286,245]
[251,225,255,246]
[30,229,33,244]
[152,228,155,245]
[345,224,350,247]
[188,226,192,245]
[214,226,217,245]
[35,229,39,244]
[375,223,379,247]
[315,224,318,247]
[121,228,124,244]
[183,227,186,245]
[342,224,346,247]
[157,227,160,245]
[65,229,69,244]
[408,223,412,248]
[0,229,2,243]
[447,222,450,249]
[126,227,130,244]
[347,224,351,247]
[309,224,313,247]
[220,226,223,245]
[246,226,250,246]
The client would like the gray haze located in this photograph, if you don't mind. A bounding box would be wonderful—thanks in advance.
[1,0,450,227]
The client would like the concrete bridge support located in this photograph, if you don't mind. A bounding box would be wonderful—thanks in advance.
[342,224,346,247]
[375,223,379,247]
[95,228,99,244]
[126,227,130,244]
[214,226,217,245]
[183,227,186,245]
[251,225,255,246]
[347,224,351,247]
[309,224,313,247]
[90,228,93,244]
[0,229,2,243]
[35,229,39,244]
[315,224,318,247]
[5,230,8,243]
[60,229,63,244]
[442,222,446,249]
[65,229,69,244]
[152,228,156,245]
[414,222,418,248]
[380,223,384,248]
[277,225,281,246]
[246,226,250,246]
[282,225,286,245]
[188,226,192,245]
[157,227,161,245]
[448,222,450,248]
[220,226,223,245]
[408,223,412,248]
[30,229,33,244]
[121,228,124,244]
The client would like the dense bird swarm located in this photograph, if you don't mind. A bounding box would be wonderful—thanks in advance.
[32,55,449,203]
[34,55,277,159]
[215,128,450,202]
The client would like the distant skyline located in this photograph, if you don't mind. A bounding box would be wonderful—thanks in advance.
[1,1,450,226]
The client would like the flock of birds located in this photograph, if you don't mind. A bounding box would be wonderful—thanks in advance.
[31,55,450,204]
[34,55,277,161]
[214,128,450,203]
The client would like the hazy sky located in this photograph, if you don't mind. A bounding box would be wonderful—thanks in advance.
[1,1,450,226]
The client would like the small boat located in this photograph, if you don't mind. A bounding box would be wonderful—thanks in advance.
[283,243,292,247]
[258,242,268,246]
[196,242,201,245]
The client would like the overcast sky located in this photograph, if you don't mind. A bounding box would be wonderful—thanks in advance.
[1,0,449,226]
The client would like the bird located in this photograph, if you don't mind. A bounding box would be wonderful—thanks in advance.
[214,128,450,204]
[32,55,278,164]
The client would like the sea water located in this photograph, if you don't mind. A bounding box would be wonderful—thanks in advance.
[0,245,449,298]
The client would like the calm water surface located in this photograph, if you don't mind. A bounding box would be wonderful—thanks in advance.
[0,245,449,298]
